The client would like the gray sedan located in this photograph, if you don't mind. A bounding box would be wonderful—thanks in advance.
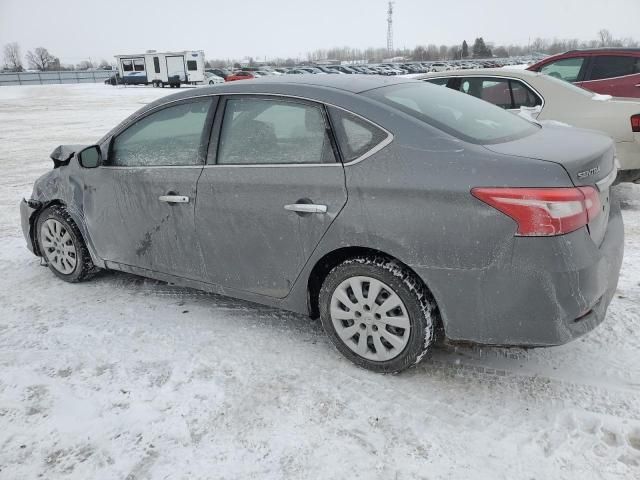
[20,75,624,373]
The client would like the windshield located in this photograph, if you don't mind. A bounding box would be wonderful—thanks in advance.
[365,82,540,144]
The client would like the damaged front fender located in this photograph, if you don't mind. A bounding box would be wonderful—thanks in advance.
[20,198,42,254]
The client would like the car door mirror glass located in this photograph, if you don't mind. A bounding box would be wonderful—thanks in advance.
[78,145,101,168]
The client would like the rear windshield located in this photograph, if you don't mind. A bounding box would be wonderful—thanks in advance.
[364,82,539,144]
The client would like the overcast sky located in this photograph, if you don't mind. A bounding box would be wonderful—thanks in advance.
[1,0,638,64]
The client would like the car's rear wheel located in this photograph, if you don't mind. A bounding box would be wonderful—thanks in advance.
[319,256,435,373]
[37,206,96,283]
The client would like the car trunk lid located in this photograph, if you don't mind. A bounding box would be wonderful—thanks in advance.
[483,126,616,245]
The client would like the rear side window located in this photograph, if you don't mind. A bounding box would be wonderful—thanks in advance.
[187,60,198,71]
[510,80,542,108]
[424,77,449,86]
[459,77,512,109]
[215,97,336,165]
[365,82,539,144]
[540,57,584,82]
[329,108,389,162]
[589,55,640,80]
[110,99,212,167]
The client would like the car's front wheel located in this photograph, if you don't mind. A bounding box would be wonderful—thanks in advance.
[319,257,436,373]
[37,205,96,283]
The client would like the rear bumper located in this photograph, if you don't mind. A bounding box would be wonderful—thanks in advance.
[417,196,624,347]
[615,141,640,173]
[20,198,41,255]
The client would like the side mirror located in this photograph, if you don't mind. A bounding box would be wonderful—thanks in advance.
[78,145,101,168]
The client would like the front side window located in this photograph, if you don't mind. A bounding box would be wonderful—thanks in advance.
[365,82,539,144]
[110,99,212,167]
[187,60,198,71]
[589,55,640,80]
[329,108,388,162]
[215,97,336,165]
[133,59,145,72]
[539,57,584,82]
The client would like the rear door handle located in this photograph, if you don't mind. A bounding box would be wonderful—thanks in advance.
[284,203,327,214]
[159,195,190,203]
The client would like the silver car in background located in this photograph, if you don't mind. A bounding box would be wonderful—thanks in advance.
[20,76,623,373]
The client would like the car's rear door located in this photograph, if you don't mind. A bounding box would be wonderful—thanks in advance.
[195,95,347,298]
[581,54,640,97]
[85,96,216,280]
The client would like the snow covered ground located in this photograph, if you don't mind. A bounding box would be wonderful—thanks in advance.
[1,84,639,479]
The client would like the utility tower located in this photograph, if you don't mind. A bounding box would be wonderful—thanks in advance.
[387,1,395,54]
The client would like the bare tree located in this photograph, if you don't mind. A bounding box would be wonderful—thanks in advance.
[3,42,23,71]
[598,29,613,47]
[26,47,55,71]
[77,59,94,70]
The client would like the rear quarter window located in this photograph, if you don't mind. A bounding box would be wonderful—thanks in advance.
[329,108,389,162]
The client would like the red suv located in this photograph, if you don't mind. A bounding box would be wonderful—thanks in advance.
[528,48,640,98]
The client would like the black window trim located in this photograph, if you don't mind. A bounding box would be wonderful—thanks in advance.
[103,96,218,168]
[206,94,344,167]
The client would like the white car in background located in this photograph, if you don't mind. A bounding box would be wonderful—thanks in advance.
[429,62,451,72]
[203,72,224,85]
[419,69,640,182]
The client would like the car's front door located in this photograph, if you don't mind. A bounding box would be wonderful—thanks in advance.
[195,95,348,298]
[85,97,216,280]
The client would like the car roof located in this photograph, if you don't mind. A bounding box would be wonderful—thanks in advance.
[564,48,640,54]
[139,74,420,114]
[184,74,418,95]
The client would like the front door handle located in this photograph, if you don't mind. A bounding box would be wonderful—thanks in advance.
[284,203,327,214]
[159,195,190,204]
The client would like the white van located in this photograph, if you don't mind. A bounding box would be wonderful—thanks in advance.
[114,51,205,87]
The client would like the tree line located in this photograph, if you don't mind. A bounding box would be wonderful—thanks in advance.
[1,43,111,72]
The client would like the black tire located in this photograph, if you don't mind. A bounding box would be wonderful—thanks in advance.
[36,205,97,283]
[319,256,436,374]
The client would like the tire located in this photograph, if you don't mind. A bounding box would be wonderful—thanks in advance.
[36,205,97,283]
[209,80,214,85]
[319,256,436,374]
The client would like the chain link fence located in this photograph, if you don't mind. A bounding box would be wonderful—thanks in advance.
[0,70,115,86]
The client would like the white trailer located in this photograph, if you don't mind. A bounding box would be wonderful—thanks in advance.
[114,50,206,87]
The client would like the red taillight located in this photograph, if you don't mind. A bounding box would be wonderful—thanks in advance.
[632,114,640,133]
[471,187,601,236]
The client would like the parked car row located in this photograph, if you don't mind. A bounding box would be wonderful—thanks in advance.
[22,74,624,373]
[215,57,541,82]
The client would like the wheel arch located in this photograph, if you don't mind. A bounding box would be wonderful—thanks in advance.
[31,200,105,268]
[307,246,443,333]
